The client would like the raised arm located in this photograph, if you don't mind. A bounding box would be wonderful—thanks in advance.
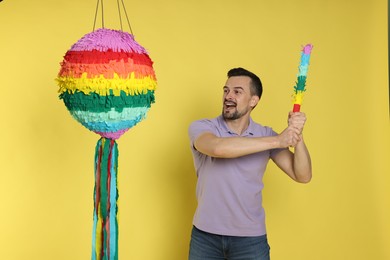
[272,112,312,183]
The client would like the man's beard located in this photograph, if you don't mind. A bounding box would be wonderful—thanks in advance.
[222,107,243,120]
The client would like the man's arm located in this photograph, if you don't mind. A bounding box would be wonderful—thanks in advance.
[194,126,302,159]
[271,137,312,183]
[271,112,312,183]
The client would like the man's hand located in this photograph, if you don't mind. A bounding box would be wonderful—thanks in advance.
[277,112,307,148]
[288,111,307,134]
[278,126,301,148]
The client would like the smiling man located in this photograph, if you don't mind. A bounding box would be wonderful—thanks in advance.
[188,67,312,260]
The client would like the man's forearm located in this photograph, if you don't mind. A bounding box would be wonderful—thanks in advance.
[292,136,312,183]
[196,134,281,158]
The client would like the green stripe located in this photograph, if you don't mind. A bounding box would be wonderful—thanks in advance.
[60,90,155,113]
[100,139,110,219]
[294,75,307,92]
[100,139,109,260]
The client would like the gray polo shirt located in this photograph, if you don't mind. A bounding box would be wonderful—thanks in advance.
[188,115,283,237]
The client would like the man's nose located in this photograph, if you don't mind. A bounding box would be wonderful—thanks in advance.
[225,92,234,100]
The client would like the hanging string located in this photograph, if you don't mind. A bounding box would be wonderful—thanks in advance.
[93,0,133,35]
[93,0,105,31]
[101,0,105,28]
[92,0,100,31]
[120,0,134,35]
[116,0,123,31]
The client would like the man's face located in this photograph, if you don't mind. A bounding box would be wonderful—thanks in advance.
[222,76,258,120]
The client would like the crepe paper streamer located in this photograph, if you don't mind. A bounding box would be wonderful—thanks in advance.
[92,138,119,260]
[292,44,313,112]
[56,28,157,260]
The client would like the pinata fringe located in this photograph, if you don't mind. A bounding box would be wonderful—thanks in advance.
[294,76,307,92]
[60,90,155,113]
[57,72,157,96]
[70,28,147,53]
[292,91,305,105]
[92,138,119,260]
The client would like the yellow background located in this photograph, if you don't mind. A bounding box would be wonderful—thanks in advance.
[0,0,389,259]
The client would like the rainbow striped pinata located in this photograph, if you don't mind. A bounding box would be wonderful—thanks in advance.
[56,28,157,260]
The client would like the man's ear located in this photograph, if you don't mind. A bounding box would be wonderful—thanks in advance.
[250,95,260,108]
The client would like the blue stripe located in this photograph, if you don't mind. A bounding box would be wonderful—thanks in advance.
[71,107,150,123]
[91,139,102,260]
[300,53,311,66]
[109,142,118,259]
[71,110,148,133]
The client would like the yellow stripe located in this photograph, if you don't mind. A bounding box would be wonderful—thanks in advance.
[57,72,157,96]
[293,91,304,105]
[96,205,103,259]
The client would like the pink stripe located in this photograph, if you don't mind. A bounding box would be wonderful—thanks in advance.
[70,28,147,54]
[94,129,130,140]
[302,44,313,54]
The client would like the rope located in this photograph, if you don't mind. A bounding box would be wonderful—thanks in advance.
[117,0,123,31]
[92,0,100,31]
[93,0,105,31]
[120,0,134,35]
[101,0,105,28]
[92,0,134,35]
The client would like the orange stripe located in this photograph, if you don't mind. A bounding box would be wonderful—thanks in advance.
[59,60,156,79]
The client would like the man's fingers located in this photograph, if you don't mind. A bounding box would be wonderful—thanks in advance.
[288,126,302,135]
[285,128,301,146]
[288,112,307,127]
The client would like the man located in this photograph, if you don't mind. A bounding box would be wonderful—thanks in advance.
[188,67,312,260]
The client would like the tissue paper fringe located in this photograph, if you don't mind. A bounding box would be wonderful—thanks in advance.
[58,60,155,79]
[57,73,157,96]
[96,129,129,140]
[62,50,153,65]
[72,28,147,54]
[60,90,155,112]
[292,91,305,105]
[73,108,148,132]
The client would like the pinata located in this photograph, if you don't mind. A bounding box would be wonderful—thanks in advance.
[56,28,157,260]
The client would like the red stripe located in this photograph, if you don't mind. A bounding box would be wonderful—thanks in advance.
[105,140,115,259]
[95,141,103,215]
[293,104,301,112]
[64,50,154,66]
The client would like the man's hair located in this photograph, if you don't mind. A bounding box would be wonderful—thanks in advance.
[227,67,263,98]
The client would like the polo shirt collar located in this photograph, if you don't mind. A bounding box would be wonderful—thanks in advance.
[217,115,254,137]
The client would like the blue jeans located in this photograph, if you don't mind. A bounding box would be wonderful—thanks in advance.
[189,226,270,260]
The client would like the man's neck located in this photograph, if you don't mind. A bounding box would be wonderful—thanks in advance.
[224,115,251,135]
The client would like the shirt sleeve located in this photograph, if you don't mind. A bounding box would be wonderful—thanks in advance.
[188,119,217,149]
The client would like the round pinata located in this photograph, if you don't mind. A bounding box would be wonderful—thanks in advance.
[56,28,157,139]
[55,28,157,260]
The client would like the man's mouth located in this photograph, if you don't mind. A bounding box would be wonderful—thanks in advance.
[224,101,237,108]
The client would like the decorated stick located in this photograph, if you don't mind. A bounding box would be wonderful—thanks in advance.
[292,44,313,112]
